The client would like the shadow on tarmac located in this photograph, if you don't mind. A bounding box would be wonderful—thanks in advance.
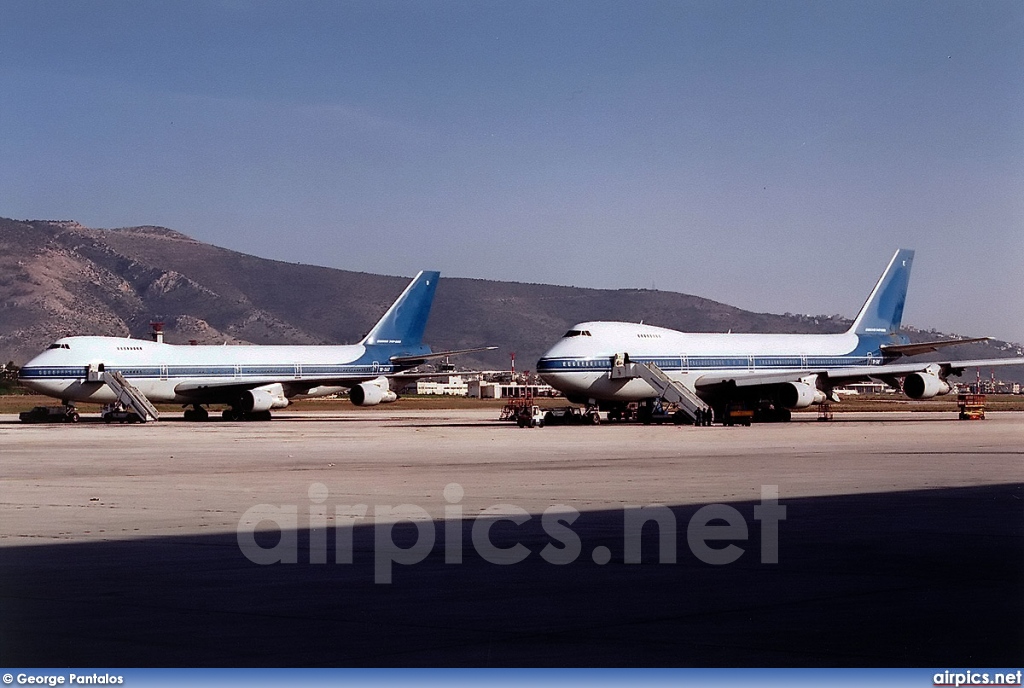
[1,484,1021,667]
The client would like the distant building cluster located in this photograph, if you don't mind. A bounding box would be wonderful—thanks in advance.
[402,372,560,398]
[958,373,1021,395]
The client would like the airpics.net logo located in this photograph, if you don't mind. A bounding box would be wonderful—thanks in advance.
[236,483,787,583]
[934,670,1023,687]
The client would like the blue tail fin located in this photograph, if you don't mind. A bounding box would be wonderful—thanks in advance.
[361,271,440,347]
[848,249,914,336]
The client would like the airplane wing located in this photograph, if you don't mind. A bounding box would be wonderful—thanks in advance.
[173,375,380,398]
[172,345,497,397]
[879,337,991,357]
[695,357,1024,390]
[174,368,493,398]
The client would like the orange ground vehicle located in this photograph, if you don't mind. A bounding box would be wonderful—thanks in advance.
[957,394,985,420]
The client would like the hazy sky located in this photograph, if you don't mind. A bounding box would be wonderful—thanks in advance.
[2,1,1022,342]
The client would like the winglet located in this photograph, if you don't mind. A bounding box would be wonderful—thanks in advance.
[361,271,440,346]
[848,249,914,336]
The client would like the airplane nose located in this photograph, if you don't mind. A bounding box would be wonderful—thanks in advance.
[17,363,34,384]
[536,353,558,374]
[18,375,46,394]
[18,359,51,393]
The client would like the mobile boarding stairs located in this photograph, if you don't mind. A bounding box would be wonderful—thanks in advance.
[609,355,709,423]
[87,365,160,422]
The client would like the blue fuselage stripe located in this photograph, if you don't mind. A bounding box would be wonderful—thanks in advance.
[536,355,882,373]
[19,363,399,380]
[536,335,899,373]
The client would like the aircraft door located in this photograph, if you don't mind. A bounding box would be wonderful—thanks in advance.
[86,363,104,382]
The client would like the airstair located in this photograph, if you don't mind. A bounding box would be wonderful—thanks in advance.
[610,357,709,423]
[103,370,160,422]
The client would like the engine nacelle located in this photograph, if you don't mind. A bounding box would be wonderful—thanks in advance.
[349,378,398,406]
[239,383,290,412]
[778,381,827,409]
[903,372,951,399]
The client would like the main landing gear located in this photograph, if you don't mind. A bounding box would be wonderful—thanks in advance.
[181,402,276,422]
[180,403,274,422]
[182,405,209,422]
[221,408,272,422]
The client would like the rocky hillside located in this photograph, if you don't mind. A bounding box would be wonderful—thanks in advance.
[1,217,1020,383]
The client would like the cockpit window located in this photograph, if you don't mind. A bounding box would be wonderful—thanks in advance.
[47,343,71,350]
[563,330,592,338]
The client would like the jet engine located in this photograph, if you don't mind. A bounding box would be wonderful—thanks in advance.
[239,383,290,412]
[903,372,951,399]
[349,377,398,406]
[777,381,827,409]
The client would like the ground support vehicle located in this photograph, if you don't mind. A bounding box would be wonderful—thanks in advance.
[102,404,144,424]
[957,393,985,420]
[722,403,754,427]
[19,405,79,423]
[517,405,546,428]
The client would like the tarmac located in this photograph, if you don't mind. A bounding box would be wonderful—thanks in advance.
[0,409,1022,666]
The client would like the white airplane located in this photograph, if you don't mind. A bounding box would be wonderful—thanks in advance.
[537,249,1024,422]
[19,271,494,420]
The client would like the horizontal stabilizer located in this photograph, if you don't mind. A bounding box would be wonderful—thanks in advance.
[390,369,490,380]
[880,337,991,357]
[390,346,497,365]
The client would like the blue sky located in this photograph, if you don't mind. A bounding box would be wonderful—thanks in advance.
[2,1,1021,342]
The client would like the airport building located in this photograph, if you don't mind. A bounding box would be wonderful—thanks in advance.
[467,380,558,399]
[414,376,470,396]
[833,382,894,395]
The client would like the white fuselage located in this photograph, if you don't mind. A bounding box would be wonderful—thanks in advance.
[19,336,388,404]
[537,321,874,403]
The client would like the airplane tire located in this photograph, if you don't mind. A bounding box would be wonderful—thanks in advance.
[222,409,236,422]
